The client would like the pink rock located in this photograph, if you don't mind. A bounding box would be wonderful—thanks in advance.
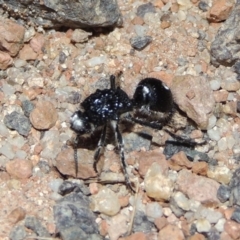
[208,0,235,23]
[176,169,221,206]
[224,220,240,239]
[136,149,168,177]
[19,44,38,61]
[30,100,58,130]
[55,148,97,179]
[0,51,13,70]
[6,159,33,179]
[0,19,25,56]
[8,207,26,224]
[30,34,45,53]
[120,232,147,240]
[171,75,215,130]
[158,224,185,240]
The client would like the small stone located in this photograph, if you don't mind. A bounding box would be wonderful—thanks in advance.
[6,159,33,179]
[120,232,147,240]
[85,56,106,67]
[173,191,190,211]
[136,3,156,18]
[8,207,26,224]
[195,206,223,224]
[188,233,206,240]
[221,79,240,92]
[0,19,25,56]
[158,224,185,240]
[4,111,31,136]
[0,142,15,159]
[133,210,154,233]
[9,225,27,240]
[169,151,193,170]
[130,35,152,50]
[217,185,230,203]
[215,218,226,232]
[18,44,38,60]
[22,100,34,117]
[210,80,221,91]
[218,137,228,151]
[30,100,58,130]
[144,162,174,201]
[207,165,232,184]
[224,220,240,239]
[213,90,228,102]
[231,208,240,223]
[56,148,97,179]
[192,162,208,176]
[90,187,120,216]
[0,51,13,70]
[198,1,209,11]
[207,0,235,23]
[154,216,167,231]
[177,169,221,206]
[146,202,163,221]
[108,213,129,240]
[195,219,211,233]
[207,128,221,141]
[25,216,50,237]
[207,115,217,130]
[71,29,92,43]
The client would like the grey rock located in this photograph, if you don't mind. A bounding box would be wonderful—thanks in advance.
[169,197,185,217]
[133,210,155,233]
[37,160,51,174]
[58,180,90,196]
[163,141,210,162]
[206,228,220,240]
[217,185,230,203]
[0,0,122,29]
[136,3,156,18]
[54,192,99,240]
[67,91,81,104]
[130,35,152,50]
[231,208,240,223]
[198,1,209,12]
[59,51,68,64]
[9,225,27,240]
[210,0,240,66]
[229,167,240,188]
[237,101,240,113]
[230,185,240,206]
[25,216,50,237]
[123,131,152,153]
[22,100,34,117]
[4,111,31,136]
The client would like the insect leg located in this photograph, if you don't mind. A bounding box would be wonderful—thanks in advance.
[93,124,107,172]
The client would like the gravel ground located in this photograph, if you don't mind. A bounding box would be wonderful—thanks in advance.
[0,0,240,239]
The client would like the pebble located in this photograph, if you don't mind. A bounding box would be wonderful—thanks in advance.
[22,99,34,117]
[6,159,33,179]
[108,213,129,240]
[49,178,64,193]
[194,206,223,224]
[231,208,240,223]
[209,80,221,91]
[71,29,92,43]
[217,185,231,203]
[207,165,232,185]
[25,215,50,237]
[224,220,240,239]
[177,169,221,206]
[0,51,13,70]
[198,1,209,12]
[173,191,190,211]
[195,219,211,233]
[215,218,226,232]
[0,142,15,159]
[158,224,185,240]
[85,56,106,67]
[144,162,174,201]
[146,202,163,221]
[136,2,156,18]
[4,111,31,136]
[9,225,27,240]
[90,187,121,216]
[30,100,58,130]
[130,35,152,50]
[133,210,154,233]
[218,137,228,151]
[8,207,26,224]
[207,127,221,141]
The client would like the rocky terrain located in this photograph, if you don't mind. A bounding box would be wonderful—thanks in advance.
[0,0,240,239]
